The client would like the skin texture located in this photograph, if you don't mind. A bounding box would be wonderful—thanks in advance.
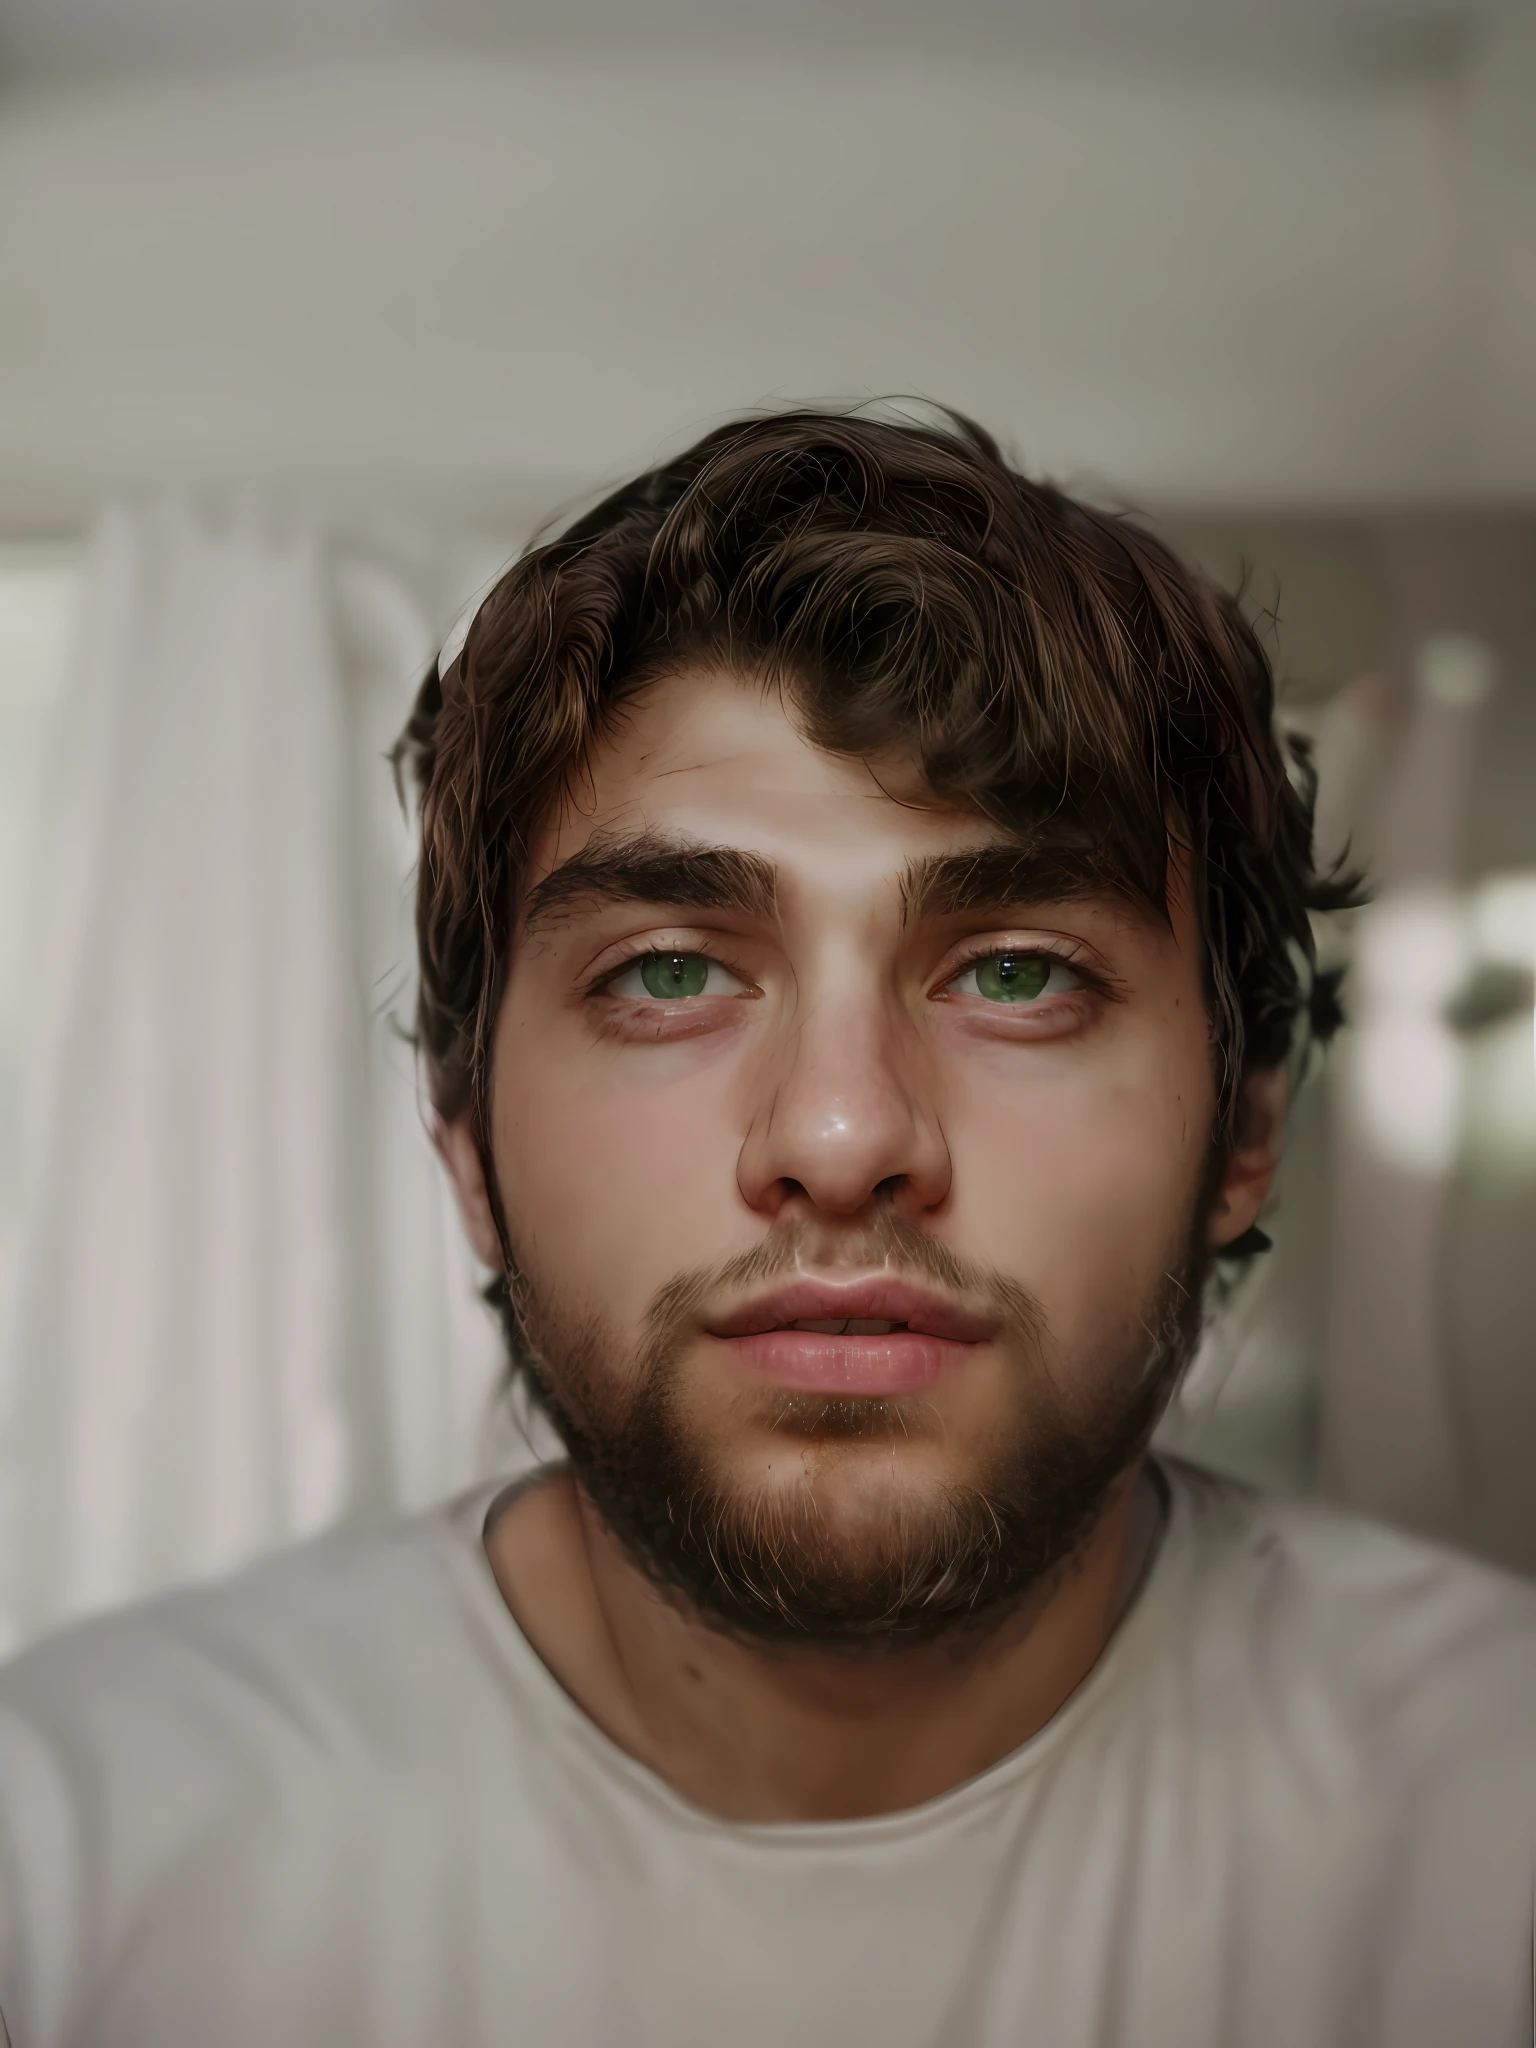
[439,668,1282,1822]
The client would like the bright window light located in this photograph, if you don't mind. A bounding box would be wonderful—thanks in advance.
[1349,874,1536,1183]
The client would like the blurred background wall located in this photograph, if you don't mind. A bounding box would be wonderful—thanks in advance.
[0,0,1532,1648]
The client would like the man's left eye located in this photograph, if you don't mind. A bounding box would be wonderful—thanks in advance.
[607,953,748,1001]
[946,952,1083,1004]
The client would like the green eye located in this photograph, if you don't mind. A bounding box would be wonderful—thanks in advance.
[604,951,749,1004]
[638,952,712,999]
[972,953,1053,1002]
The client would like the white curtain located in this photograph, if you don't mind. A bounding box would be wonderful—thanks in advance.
[0,504,514,1655]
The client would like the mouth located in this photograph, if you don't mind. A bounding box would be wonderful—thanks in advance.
[707,1276,990,1396]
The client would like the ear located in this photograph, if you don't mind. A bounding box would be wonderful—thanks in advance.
[433,1114,504,1270]
[1206,1066,1286,1251]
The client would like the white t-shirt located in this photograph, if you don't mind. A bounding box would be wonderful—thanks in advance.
[0,1458,1533,2048]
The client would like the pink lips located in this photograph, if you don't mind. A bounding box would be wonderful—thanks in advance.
[708,1276,989,1396]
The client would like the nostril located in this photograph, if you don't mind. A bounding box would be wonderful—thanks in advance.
[873,1176,902,1206]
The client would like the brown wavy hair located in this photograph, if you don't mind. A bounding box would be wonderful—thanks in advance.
[395,406,1356,1233]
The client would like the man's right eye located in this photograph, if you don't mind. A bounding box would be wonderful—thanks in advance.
[606,953,747,1001]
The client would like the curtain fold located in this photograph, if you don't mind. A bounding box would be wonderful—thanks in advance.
[0,505,509,1654]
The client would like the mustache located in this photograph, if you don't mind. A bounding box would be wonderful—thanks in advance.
[638,1213,1048,1368]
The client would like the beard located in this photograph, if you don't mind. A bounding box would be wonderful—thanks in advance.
[497,1209,1208,1651]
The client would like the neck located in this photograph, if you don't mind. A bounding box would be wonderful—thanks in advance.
[484,1459,1162,1824]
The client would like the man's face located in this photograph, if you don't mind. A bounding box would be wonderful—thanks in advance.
[452,669,1262,1641]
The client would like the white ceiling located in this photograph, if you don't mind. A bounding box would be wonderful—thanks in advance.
[0,0,1491,85]
[0,4,1529,520]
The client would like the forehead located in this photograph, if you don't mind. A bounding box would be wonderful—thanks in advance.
[532,667,1007,887]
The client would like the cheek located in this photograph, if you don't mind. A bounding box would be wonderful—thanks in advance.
[490,1002,749,1318]
[946,1031,1213,1337]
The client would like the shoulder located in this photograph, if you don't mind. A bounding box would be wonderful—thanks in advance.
[1158,1456,1536,1758]
[0,1495,485,1737]
[0,1490,513,2037]
[0,1489,526,2044]
[0,1486,512,1872]
[1140,1465,1536,2025]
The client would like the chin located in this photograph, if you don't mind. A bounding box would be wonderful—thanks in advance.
[734,1416,973,1521]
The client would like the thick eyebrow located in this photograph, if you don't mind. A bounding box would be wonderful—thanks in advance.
[900,843,1141,926]
[520,830,779,935]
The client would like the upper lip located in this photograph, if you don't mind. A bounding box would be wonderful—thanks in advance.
[707,1275,992,1344]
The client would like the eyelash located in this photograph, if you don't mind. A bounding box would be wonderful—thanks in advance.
[584,944,755,1001]
[935,940,1109,1001]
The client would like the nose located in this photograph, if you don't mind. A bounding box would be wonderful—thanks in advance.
[736,987,952,1222]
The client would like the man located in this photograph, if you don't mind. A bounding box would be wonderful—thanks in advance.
[0,409,1532,2047]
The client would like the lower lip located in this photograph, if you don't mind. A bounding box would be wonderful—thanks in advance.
[722,1331,976,1395]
